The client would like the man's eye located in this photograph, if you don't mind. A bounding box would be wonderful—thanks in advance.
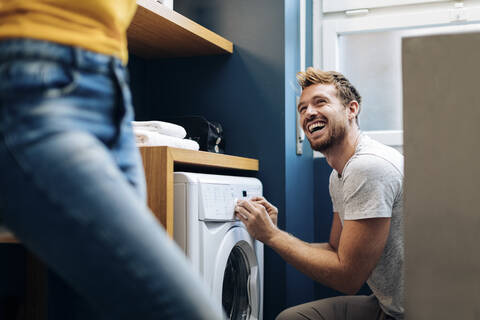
[315,99,326,105]
[298,106,306,113]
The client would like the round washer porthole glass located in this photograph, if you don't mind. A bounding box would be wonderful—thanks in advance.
[222,245,251,320]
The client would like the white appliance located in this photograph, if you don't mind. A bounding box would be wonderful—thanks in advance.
[174,172,264,320]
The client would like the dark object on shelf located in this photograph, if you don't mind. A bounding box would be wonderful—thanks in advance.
[164,116,225,153]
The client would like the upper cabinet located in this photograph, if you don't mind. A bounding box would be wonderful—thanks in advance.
[127,0,233,58]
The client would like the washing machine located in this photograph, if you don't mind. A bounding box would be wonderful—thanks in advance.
[174,172,264,320]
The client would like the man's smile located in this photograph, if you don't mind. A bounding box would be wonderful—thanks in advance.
[306,120,327,134]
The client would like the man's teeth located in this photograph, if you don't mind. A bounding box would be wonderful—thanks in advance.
[308,122,326,133]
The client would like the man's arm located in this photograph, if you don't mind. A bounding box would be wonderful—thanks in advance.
[308,212,341,252]
[329,212,342,250]
[310,212,342,250]
[235,201,390,294]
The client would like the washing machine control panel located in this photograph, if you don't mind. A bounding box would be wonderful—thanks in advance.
[199,183,262,221]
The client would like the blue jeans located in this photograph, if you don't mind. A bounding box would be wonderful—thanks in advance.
[0,39,224,320]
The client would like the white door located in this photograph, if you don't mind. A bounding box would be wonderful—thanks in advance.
[212,227,262,320]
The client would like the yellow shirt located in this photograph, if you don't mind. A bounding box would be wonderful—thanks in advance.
[0,0,137,64]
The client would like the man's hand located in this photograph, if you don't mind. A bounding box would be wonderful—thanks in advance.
[251,196,278,226]
[235,199,279,244]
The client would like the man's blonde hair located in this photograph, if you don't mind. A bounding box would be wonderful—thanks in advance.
[296,68,362,123]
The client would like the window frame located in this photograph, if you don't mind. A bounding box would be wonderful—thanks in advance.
[322,0,449,13]
[312,0,480,157]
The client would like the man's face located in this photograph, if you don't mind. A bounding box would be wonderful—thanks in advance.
[297,83,350,152]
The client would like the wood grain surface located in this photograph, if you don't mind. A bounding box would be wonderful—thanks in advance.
[127,0,233,58]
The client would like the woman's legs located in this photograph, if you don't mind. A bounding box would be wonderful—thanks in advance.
[0,39,224,320]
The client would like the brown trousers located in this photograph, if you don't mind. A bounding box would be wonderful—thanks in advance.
[276,295,396,320]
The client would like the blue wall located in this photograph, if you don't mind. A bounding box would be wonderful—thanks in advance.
[129,1,322,318]
[284,0,316,308]
[130,1,288,319]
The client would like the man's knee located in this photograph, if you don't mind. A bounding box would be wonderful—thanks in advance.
[275,296,350,320]
[276,306,303,320]
[276,303,326,320]
[276,295,381,320]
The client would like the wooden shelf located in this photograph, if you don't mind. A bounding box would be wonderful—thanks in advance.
[139,147,258,236]
[127,0,233,58]
[0,229,19,243]
[168,147,259,170]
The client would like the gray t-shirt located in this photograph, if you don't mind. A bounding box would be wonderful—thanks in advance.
[329,134,404,319]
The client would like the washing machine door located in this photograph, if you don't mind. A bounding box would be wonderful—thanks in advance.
[212,226,261,320]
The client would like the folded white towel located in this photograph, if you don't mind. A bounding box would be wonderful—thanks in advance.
[134,128,199,150]
[132,120,186,139]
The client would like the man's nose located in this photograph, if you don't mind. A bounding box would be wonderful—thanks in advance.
[305,104,317,118]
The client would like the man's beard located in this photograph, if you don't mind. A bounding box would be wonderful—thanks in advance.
[309,124,346,153]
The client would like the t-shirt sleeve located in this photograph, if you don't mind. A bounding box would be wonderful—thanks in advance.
[342,155,401,220]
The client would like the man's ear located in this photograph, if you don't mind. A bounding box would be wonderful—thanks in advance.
[347,100,359,121]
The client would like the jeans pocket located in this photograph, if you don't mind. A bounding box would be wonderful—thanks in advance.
[0,60,77,99]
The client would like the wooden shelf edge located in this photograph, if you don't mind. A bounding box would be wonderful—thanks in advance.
[0,230,19,244]
[128,0,233,58]
[170,148,258,171]
[140,146,259,171]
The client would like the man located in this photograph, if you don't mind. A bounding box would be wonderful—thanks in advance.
[235,68,404,320]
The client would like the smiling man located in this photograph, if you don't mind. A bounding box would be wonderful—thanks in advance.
[235,68,404,320]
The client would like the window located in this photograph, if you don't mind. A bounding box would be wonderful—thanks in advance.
[322,0,448,13]
[313,0,480,156]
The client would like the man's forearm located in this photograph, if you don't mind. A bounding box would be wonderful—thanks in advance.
[308,242,336,251]
[266,230,358,294]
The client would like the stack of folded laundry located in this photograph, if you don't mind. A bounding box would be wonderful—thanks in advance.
[132,120,200,151]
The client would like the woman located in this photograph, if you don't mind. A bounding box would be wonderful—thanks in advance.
[0,1,224,319]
